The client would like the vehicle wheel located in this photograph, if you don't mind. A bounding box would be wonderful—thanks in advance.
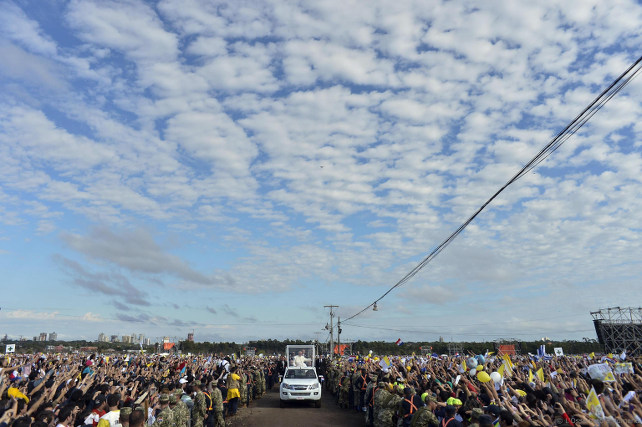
[315,400,321,408]
[280,399,286,408]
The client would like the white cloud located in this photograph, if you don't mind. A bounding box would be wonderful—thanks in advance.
[0,0,641,341]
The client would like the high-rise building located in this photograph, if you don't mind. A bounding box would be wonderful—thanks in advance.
[138,334,144,343]
[98,333,107,342]
[49,332,57,341]
[38,333,47,341]
[144,338,151,345]
[122,335,132,344]
[187,332,194,342]
[111,335,119,343]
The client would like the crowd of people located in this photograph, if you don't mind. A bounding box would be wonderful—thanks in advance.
[318,351,642,426]
[1,350,641,426]
[0,352,283,427]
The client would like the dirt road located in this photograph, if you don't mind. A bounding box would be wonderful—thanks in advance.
[227,386,365,427]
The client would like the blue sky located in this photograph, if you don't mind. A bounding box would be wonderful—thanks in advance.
[1,0,641,344]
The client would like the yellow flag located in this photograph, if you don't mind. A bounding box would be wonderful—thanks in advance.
[586,386,605,419]
[502,354,514,368]
[588,352,594,360]
[383,356,391,367]
[462,360,467,371]
[528,369,533,383]
[607,353,613,359]
[497,363,505,377]
[603,372,616,382]
[536,368,544,382]
[531,360,537,370]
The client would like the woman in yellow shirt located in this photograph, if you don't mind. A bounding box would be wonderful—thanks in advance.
[226,367,241,416]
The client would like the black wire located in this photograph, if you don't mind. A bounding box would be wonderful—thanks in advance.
[343,55,642,323]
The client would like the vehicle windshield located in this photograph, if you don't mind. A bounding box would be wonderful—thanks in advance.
[285,369,317,379]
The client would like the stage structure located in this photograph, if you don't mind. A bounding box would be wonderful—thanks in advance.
[591,307,642,356]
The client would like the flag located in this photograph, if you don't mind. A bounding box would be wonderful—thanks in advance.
[586,386,605,419]
[462,360,467,371]
[620,350,626,361]
[497,363,505,377]
[588,352,594,360]
[395,338,403,346]
[536,368,544,382]
[537,344,546,358]
[528,369,533,383]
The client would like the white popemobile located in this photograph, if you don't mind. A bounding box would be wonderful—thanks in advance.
[279,345,322,408]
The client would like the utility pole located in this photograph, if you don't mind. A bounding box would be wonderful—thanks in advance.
[324,305,338,358]
[337,317,341,356]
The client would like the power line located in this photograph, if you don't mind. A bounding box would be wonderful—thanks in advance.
[343,54,642,323]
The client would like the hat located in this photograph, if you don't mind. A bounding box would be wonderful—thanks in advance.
[470,408,483,419]
[447,397,462,406]
[169,395,177,404]
[120,407,132,417]
[424,393,438,403]
[193,380,202,386]
[159,393,169,403]
[484,404,501,416]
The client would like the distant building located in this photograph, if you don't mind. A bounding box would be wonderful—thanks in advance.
[138,334,144,343]
[110,335,119,343]
[187,332,194,342]
[144,338,151,345]
[38,333,47,341]
[98,333,107,342]
[122,335,132,344]
[49,332,57,341]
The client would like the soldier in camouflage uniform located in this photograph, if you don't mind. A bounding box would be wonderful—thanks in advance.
[168,394,187,427]
[338,372,350,409]
[257,367,265,396]
[364,376,377,427]
[409,394,439,427]
[209,383,225,427]
[374,382,402,427]
[172,390,190,427]
[351,368,360,410]
[192,381,208,427]
[153,394,174,427]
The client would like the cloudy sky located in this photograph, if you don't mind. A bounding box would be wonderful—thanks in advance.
[1,0,641,345]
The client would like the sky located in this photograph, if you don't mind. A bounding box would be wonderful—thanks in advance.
[1,0,641,345]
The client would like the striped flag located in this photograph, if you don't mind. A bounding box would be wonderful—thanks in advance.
[395,338,403,346]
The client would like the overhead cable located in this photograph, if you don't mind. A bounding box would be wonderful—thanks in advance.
[343,54,642,323]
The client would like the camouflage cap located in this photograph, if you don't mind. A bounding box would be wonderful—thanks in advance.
[159,393,169,403]
[193,380,202,387]
[424,394,438,403]
[471,407,483,419]
[120,407,132,418]
[169,394,177,404]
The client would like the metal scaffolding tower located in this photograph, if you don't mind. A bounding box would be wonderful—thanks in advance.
[591,307,642,356]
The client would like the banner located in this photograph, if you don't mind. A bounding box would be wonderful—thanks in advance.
[613,362,634,375]
[587,363,615,382]
[5,344,15,353]
[498,344,516,355]
[333,344,349,355]
[554,347,564,356]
